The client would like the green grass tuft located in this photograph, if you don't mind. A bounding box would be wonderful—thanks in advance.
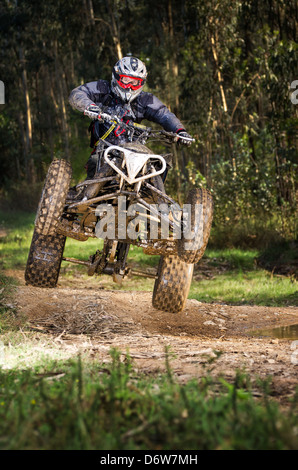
[0,351,297,450]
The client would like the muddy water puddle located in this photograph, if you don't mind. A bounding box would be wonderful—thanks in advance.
[250,323,298,340]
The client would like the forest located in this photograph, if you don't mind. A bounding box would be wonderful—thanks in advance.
[0,0,297,247]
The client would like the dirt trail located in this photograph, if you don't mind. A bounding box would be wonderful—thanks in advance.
[7,269,298,403]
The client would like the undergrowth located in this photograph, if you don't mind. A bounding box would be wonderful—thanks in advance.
[0,272,22,333]
[0,349,297,450]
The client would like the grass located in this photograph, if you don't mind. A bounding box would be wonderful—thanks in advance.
[0,210,297,306]
[0,350,297,450]
[0,272,21,334]
[190,263,298,306]
[190,247,297,306]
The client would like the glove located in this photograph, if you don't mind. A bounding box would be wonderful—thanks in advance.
[84,103,101,115]
[177,130,193,146]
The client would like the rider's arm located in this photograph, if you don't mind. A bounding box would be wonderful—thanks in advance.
[69,80,110,112]
[141,93,186,134]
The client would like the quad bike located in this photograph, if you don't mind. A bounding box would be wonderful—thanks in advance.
[25,109,213,312]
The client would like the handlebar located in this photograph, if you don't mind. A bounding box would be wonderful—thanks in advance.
[84,109,119,122]
[83,108,195,145]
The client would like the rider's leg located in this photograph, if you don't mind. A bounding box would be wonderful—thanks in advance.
[85,152,98,179]
[83,162,115,199]
[150,174,166,205]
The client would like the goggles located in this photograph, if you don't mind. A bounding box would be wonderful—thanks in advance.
[117,74,144,90]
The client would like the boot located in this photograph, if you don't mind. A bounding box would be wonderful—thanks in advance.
[84,162,115,199]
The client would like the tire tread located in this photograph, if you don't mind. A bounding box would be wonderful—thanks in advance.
[152,255,194,312]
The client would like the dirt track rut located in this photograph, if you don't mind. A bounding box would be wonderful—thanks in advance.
[9,269,298,404]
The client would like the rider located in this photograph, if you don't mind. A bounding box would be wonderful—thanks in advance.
[69,56,193,179]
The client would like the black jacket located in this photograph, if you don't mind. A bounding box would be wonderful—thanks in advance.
[69,79,185,145]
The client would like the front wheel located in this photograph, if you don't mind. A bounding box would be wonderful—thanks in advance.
[25,158,71,287]
[25,231,66,287]
[35,158,72,236]
[177,187,213,264]
[152,255,194,313]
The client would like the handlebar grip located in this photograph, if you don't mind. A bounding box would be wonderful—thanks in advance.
[100,112,120,123]
[177,135,196,143]
[84,109,101,119]
[83,109,120,125]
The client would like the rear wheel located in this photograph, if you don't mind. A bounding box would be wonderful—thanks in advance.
[152,255,194,313]
[177,187,213,264]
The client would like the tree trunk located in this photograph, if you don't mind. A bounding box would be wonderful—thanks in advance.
[210,35,227,113]
[87,0,95,26]
[167,0,179,114]
[106,0,123,59]
[54,41,70,160]
[83,0,95,26]
[43,66,55,160]
[16,110,27,177]
[19,46,32,155]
